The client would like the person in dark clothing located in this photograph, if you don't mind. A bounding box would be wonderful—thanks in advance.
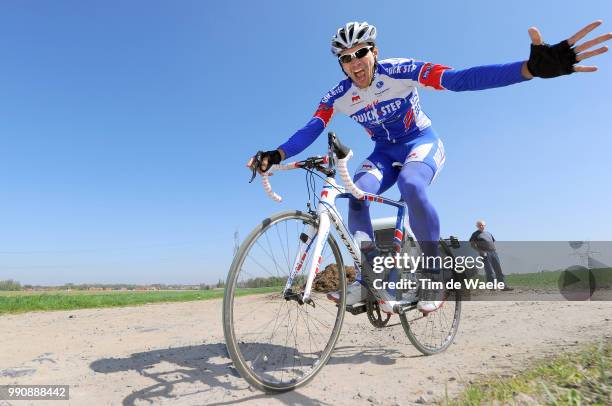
[469,220,513,290]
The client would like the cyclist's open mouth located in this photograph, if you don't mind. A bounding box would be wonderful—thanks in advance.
[353,68,366,82]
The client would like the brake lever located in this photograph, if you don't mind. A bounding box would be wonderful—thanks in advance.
[249,151,263,183]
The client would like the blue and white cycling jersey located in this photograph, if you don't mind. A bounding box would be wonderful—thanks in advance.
[279,59,527,158]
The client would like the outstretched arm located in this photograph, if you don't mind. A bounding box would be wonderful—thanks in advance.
[417,20,610,92]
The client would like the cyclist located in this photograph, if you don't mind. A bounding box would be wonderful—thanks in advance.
[247,21,610,313]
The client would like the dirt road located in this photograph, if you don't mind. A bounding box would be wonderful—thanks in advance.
[1,298,611,405]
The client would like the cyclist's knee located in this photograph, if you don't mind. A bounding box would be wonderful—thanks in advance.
[397,163,432,200]
[349,172,378,211]
[398,176,427,201]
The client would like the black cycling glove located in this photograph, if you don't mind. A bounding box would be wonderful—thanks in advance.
[527,40,577,79]
[259,149,282,172]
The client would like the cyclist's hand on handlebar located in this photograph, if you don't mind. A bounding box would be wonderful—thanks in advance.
[246,149,285,180]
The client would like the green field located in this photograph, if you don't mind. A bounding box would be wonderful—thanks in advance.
[2,268,610,315]
[444,341,611,405]
[504,267,612,289]
[0,287,280,315]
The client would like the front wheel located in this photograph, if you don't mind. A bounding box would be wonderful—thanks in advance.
[223,210,347,392]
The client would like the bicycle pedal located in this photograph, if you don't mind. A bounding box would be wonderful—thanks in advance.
[345,302,367,315]
[392,300,416,315]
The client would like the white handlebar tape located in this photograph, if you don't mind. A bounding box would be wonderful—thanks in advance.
[271,163,298,170]
[261,172,282,202]
[260,163,300,202]
[336,150,365,200]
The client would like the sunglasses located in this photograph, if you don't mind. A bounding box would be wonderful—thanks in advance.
[338,46,372,64]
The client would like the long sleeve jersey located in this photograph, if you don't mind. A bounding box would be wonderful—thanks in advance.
[278,59,527,159]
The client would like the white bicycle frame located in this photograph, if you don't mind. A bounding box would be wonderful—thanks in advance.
[282,177,361,302]
[260,150,408,304]
[261,154,365,302]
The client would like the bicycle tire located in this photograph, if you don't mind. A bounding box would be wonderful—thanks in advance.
[398,240,462,355]
[223,210,347,392]
[399,289,461,355]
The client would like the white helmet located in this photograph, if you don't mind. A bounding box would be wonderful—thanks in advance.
[331,21,377,56]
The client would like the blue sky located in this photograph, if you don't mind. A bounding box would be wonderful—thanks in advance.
[1,1,611,285]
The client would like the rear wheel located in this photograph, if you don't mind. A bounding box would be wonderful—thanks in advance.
[223,211,347,392]
[399,239,462,355]
[399,289,461,355]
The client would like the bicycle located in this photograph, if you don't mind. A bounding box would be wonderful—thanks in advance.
[223,132,462,392]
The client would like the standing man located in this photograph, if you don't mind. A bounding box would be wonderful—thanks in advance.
[470,220,512,290]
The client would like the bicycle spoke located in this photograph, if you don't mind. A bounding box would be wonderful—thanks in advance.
[264,230,284,278]
[274,222,291,273]
[401,289,459,354]
[245,250,286,280]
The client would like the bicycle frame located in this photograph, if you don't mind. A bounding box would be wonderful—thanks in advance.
[282,176,407,302]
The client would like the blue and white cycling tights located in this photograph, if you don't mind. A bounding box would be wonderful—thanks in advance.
[348,127,445,262]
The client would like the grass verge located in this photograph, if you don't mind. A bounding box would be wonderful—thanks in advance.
[443,341,611,405]
[492,268,612,290]
[0,287,281,315]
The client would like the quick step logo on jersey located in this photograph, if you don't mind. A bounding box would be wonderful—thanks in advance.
[321,84,345,103]
[352,109,379,123]
[378,100,402,116]
[386,61,417,75]
[352,99,402,124]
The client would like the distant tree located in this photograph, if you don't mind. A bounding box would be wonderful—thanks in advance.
[0,279,22,291]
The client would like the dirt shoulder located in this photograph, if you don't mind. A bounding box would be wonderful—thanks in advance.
[0,298,610,405]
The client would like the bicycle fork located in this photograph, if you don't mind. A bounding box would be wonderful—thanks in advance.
[282,213,331,304]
